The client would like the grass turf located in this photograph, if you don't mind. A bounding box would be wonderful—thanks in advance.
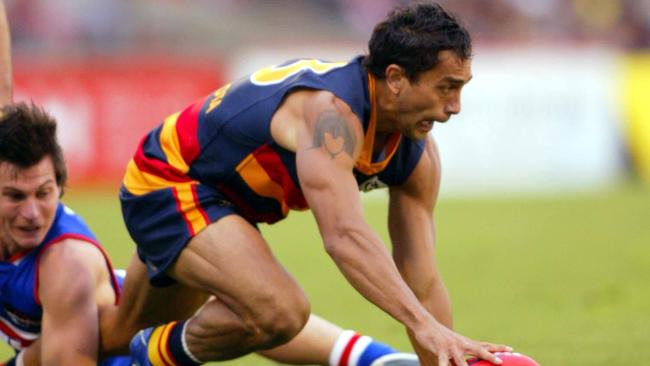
[1,183,648,365]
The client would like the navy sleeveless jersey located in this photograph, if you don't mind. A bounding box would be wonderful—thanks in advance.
[123,56,426,224]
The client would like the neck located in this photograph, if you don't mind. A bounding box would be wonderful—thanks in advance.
[0,234,21,261]
[0,243,12,261]
[373,78,398,135]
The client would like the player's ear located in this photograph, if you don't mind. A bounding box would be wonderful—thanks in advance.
[384,64,406,96]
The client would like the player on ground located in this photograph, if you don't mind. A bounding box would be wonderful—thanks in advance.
[0,103,130,366]
[110,3,511,366]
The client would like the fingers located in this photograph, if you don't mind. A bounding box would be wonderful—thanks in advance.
[480,342,513,353]
[451,352,469,366]
[415,325,511,366]
[435,347,505,366]
[476,347,503,365]
[437,352,449,366]
[436,348,472,366]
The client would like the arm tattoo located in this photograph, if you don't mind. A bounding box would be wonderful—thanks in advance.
[311,111,356,159]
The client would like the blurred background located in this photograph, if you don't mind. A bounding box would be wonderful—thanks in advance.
[6,0,650,191]
[4,0,650,365]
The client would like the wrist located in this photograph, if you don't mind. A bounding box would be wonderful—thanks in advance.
[403,305,438,333]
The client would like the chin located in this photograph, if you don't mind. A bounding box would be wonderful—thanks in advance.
[19,241,42,251]
[15,235,46,251]
[408,128,431,140]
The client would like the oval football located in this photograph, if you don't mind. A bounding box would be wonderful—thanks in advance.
[467,352,540,366]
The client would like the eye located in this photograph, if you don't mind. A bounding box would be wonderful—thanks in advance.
[3,192,26,202]
[437,85,451,94]
[36,189,52,199]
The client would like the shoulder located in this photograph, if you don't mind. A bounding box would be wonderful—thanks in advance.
[38,238,108,303]
[297,89,357,118]
[39,237,105,267]
[271,89,363,155]
[299,90,363,137]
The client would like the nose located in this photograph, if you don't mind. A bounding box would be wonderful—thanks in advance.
[19,199,40,220]
[445,96,461,115]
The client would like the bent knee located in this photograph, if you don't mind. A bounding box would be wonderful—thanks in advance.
[253,289,310,347]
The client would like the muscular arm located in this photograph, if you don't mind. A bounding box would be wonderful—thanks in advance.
[0,1,12,105]
[296,91,436,341]
[389,136,452,325]
[296,93,508,366]
[37,240,112,366]
[388,136,453,363]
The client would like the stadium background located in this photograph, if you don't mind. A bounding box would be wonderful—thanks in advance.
[3,0,650,364]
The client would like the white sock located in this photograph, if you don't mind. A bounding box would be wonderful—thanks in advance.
[329,330,374,366]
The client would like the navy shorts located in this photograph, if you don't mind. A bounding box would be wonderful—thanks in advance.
[120,182,237,286]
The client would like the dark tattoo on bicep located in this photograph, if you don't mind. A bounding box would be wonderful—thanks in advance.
[311,111,356,159]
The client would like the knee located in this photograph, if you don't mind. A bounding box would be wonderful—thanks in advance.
[253,288,310,347]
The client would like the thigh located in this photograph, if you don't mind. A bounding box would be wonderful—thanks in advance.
[100,253,209,354]
[168,214,307,323]
[120,181,237,286]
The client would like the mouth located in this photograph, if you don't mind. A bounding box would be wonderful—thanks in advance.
[17,226,41,237]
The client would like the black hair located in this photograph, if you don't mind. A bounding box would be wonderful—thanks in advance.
[364,2,472,81]
[0,102,67,193]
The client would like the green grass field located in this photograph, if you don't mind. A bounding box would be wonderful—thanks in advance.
[2,183,649,365]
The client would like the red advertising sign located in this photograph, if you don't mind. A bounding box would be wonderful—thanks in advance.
[13,55,226,185]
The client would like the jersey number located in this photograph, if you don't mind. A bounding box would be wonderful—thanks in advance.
[250,59,346,86]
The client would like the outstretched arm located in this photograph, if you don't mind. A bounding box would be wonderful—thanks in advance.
[389,136,511,365]
[389,136,453,328]
[297,91,426,328]
[0,1,12,105]
[296,92,503,366]
[388,136,453,365]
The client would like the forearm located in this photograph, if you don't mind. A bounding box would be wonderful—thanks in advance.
[325,226,436,332]
[394,250,453,329]
[404,276,453,366]
[418,278,453,328]
[388,192,451,327]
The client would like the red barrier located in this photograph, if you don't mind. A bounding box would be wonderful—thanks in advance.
[13,55,226,185]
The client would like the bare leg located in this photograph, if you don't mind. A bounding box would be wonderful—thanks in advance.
[102,216,404,365]
[167,214,311,361]
[259,314,342,364]
[259,314,419,366]
[99,253,208,355]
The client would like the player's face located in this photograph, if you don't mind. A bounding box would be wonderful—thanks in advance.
[394,50,472,140]
[0,157,61,256]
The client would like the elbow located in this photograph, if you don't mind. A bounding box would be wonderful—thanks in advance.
[321,224,362,260]
[323,235,345,260]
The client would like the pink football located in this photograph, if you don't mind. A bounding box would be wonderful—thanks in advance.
[467,352,540,366]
